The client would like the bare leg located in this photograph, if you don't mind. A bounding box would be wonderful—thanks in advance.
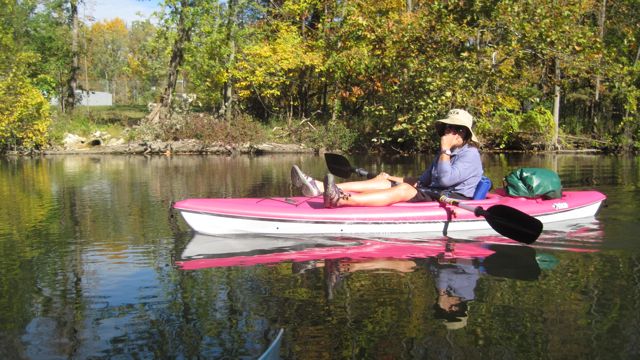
[339,183,418,206]
[311,177,393,193]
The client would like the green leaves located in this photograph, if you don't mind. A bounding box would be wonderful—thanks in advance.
[2,0,638,151]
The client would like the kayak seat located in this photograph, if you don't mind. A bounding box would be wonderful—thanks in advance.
[472,176,492,200]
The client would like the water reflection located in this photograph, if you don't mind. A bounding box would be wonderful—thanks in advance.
[1,154,639,359]
[177,216,604,272]
[534,217,604,251]
[179,233,543,337]
[428,244,540,331]
[177,234,496,270]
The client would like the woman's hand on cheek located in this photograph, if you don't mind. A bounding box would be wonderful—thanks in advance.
[440,134,456,149]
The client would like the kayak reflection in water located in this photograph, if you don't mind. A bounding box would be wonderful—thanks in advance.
[295,243,541,330]
[290,109,483,208]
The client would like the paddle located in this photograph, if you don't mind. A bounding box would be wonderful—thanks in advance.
[324,153,375,179]
[324,153,543,244]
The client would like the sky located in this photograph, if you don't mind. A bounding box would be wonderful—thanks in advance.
[84,0,161,25]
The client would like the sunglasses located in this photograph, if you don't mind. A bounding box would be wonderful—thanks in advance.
[438,124,467,137]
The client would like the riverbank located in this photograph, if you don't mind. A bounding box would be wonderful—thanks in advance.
[3,129,608,156]
[8,139,315,156]
[5,139,607,156]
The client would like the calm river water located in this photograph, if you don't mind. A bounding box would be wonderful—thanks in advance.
[1,153,639,359]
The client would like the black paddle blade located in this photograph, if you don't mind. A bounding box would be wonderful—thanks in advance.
[324,153,355,178]
[482,205,543,244]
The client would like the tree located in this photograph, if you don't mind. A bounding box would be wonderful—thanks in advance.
[184,0,248,120]
[126,20,165,104]
[233,22,325,123]
[599,0,640,150]
[88,18,129,102]
[64,0,79,111]
[466,0,601,149]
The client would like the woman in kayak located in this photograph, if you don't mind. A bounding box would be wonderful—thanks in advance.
[291,109,483,208]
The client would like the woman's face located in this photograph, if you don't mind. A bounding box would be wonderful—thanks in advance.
[438,124,468,149]
[438,293,463,312]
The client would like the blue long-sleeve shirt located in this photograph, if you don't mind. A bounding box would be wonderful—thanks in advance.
[435,263,479,301]
[417,144,483,198]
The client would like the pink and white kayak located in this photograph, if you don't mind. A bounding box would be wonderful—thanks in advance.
[173,189,606,236]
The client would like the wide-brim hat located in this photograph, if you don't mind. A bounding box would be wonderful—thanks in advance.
[443,315,468,330]
[435,109,479,143]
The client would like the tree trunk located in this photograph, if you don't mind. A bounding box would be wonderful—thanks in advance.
[83,32,89,91]
[622,45,640,151]
[223,37,235,122]
[591,0,607,131]
[221,0,237,122]
[64,0,79,112]
[594,0,606,103]
[332,85,340,122]
[160,0,193,114]
[553,57,561,150]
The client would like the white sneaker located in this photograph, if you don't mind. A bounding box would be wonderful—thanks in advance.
[291,165,321,197]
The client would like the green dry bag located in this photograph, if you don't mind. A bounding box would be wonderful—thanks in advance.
[503,168,563,199]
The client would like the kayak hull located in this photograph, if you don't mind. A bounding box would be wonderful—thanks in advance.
[173,190,606,236]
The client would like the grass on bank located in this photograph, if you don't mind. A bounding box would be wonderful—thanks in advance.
[47,105,358,151]
[49,105,148,143]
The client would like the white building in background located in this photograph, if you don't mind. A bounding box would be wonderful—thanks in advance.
[51,91,113,107]
[78,91,112,106]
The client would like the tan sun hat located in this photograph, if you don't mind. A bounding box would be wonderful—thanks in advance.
[443,315,468,330]
[435,109,479,143]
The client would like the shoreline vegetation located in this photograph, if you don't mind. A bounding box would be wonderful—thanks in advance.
[3,105,611,156]
[2,2,638,157]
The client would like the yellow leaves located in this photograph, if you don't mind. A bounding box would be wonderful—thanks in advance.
[281,0,319,19]
[233,25,324,101]
[0,67,51,150]
[496,94,521,111]
[127,54,141,74]
[91,18,128,37]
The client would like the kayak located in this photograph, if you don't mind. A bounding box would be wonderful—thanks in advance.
[173,188,606,237]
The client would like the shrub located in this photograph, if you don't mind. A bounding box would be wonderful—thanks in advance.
[0,63,51,152]
[269,118,357,151]
[138,112,268,145]
[479,107,554,150]
[307,120,358,151]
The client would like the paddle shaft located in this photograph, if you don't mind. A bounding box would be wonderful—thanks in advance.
[435,193,484,216]
[355,168,375,179]
[424,190,542,244]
